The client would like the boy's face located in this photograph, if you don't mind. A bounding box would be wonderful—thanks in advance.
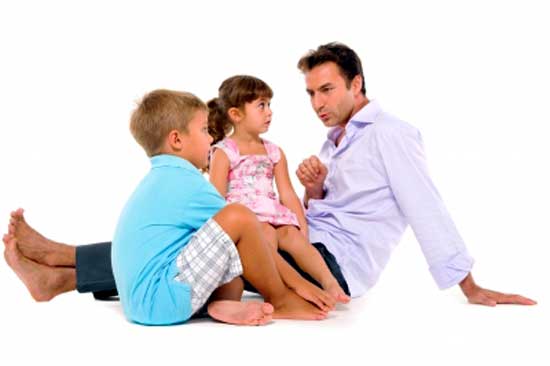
[179,109,213,169]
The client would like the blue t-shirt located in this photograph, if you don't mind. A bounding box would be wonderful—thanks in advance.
[112,154,226,325]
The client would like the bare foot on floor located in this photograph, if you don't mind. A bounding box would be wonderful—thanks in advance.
[272,290,328,321]
[3,235,75,301]
[7,208,73,266]
[325,281,351,304]
[207,301,274,326]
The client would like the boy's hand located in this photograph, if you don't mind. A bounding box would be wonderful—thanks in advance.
[293,279,336,312]
[296,156,327,199]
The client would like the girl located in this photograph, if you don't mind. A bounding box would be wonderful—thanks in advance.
[208,75,350,308]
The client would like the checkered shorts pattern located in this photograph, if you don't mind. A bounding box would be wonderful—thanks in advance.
[174,218,243,314]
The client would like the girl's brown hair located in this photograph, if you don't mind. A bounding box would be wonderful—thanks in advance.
[208,75,273,145]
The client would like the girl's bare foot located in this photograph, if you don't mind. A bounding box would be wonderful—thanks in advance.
[271,290,328,320]
[3,235,76,301]
[324,281,351,304]
[8,208,74,266]
[207,301,274,326]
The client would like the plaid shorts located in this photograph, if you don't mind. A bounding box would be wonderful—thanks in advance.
[174,218,243,314]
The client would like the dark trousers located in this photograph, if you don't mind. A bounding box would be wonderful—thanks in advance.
[75,241,350,300]
[75,242,118,300]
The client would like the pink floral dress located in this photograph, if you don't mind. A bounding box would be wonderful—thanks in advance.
[212,137,299,227]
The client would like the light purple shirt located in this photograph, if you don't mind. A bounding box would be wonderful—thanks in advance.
[306,100,474,297]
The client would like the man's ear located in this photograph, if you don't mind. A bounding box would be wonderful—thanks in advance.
[351,75,363,96]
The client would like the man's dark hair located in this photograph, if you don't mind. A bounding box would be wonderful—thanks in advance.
[297,42,366,95]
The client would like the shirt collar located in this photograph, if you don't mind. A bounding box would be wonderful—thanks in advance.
[150,154,200,174]
[327,99,381,141]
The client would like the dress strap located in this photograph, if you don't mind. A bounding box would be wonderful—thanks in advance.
[263,139,281,164]
[211,138,240,169]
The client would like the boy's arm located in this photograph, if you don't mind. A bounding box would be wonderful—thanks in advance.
[209,148,230,198]
[274,148,308,237]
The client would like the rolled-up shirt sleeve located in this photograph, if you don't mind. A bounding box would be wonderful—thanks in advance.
[375,123,474,289]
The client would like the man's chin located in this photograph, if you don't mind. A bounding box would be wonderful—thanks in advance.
[321,118,338,128]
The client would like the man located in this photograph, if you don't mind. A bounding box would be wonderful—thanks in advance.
[3,42,535,307]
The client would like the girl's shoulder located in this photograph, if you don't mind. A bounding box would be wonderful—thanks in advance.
[212,137,240,166]
[262,139,281,164]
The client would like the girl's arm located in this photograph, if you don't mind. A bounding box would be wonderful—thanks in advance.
[274,148,309,238]
[209,148,230,198]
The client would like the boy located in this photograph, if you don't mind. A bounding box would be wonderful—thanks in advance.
[111,89,326,325]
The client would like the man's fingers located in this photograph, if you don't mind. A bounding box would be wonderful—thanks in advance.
[298,163,317,182]
[302,160,319,178]
[496,293,537,305]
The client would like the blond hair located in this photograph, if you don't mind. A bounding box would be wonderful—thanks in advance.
[130,89,207,157]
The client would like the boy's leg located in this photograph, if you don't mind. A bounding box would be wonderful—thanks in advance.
[212,203,327,320]
[206,277,274,326]
[277,226,351,304]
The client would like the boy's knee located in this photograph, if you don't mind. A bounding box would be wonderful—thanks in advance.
[217,203,256,226]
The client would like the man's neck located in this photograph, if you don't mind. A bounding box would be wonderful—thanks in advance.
[335,96,370,146]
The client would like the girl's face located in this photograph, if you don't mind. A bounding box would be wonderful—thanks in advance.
[239,97,272,135]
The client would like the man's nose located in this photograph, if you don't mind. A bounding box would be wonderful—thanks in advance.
[311,93,325,112]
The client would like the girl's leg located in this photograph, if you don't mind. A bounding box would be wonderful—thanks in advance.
[276,225,350,304]
[212,204,327,320]
[260,223,278,250]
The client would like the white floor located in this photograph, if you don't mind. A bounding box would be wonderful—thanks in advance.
[1,1,549,365]
[2,233,547,366]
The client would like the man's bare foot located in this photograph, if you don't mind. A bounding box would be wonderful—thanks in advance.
[3,235,76,301]
[324,281,351,304]
[207,301,274,326]
[271,290,328,320]
[7,208,74,266]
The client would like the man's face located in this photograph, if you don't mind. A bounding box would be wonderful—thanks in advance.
[305,62,356,128]
[180,109,212,169]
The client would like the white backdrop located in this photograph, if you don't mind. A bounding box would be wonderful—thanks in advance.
[1,1,548,365]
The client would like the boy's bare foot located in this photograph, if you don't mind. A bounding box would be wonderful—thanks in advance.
[207,301,274,326]
[8,208,74,266]
[3,235,75,301]
[324,281,351,304]
[271,290,328,320]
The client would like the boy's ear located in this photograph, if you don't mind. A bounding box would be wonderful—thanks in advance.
[167,129,185,150]
[227,107,242,123]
